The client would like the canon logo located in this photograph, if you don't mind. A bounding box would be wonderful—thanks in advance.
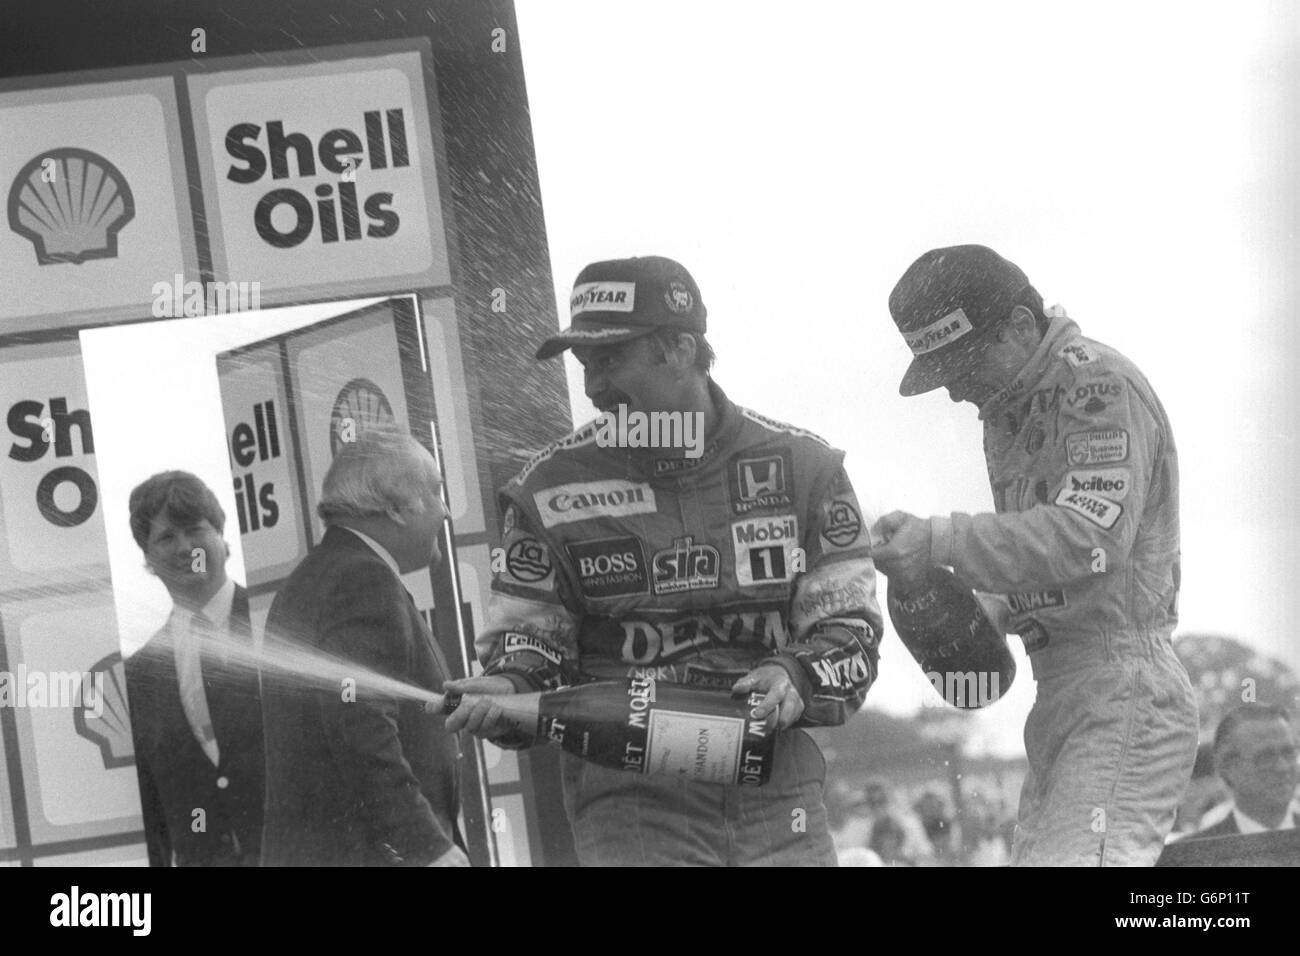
[549,485,646,512]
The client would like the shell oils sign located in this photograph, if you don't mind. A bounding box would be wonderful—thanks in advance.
[0,341,107,588]
[189,48,451,303]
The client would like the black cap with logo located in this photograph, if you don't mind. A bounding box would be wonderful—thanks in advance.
[889,244,1032,396]
[536,255,706,360]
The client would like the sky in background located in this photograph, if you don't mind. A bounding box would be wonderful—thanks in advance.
[514,0,1299,753]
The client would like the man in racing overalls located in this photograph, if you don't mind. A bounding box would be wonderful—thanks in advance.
[447,255,883,866]
[871,244,1198,866]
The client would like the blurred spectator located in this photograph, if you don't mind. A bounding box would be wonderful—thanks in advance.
[961,790,1011,867]
[913,790,960,863]
[870,815,914,866]
[1185,703,1298,839]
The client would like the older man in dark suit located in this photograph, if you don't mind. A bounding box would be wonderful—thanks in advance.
[1187,703,1298,839]
[260,427,465,866]
[124,471,265,866]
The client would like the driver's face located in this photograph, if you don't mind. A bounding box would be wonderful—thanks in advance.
[574,335,683,415]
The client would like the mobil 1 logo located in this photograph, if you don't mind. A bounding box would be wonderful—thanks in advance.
[567,535,648,599]
[728,449,794,515]
[732,515,801,586]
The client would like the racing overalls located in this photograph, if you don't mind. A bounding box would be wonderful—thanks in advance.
[478,380,883,865]
[931,314,1199,865]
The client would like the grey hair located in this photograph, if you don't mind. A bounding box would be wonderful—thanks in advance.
[317,427,441,524]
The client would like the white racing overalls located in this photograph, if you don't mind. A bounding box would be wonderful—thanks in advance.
[931,314,1198,866]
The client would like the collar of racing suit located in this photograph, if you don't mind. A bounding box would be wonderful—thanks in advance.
[613,377,745,482]
[977,315,1080,422]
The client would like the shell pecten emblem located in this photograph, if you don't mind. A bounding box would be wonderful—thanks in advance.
[73,651,136,769]
[8,147,136,265]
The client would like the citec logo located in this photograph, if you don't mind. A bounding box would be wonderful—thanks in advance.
[535,480,656,528]
[651,536,721,595]
[568,535,648,598]
[728,450,794,515]
[1064,468,1131,501]
[8,148,135,266]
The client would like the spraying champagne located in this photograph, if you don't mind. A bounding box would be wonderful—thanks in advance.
[428,677,779,786]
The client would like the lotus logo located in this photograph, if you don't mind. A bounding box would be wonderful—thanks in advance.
[8,148,135,265]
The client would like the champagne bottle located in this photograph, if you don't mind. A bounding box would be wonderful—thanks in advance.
[887,567,1015,709]
[442,677,779,786]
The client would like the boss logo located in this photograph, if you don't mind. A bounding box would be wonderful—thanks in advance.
[567,535,649,598]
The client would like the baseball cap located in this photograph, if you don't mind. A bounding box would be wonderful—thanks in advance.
[889,244,1032,396]
[536,255,707,360]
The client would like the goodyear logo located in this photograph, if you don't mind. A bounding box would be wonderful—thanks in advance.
[570,281,636,317]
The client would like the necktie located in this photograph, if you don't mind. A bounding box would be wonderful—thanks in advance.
[177,611,221,767]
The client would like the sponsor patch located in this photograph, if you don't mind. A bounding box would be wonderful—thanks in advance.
[654,442,717,476]
[728,449,795,515]
[1065,428,1129,466]
[567,536,648,598]
[502,632,563,665]
[1058,342,1098,367]
[1018,621,1050,653]
[821,498,862,549]
[1066,381,1123,409]
[535,480,657,528]
[808,647,873,696]
[506,537,553,583]
[738,408,830,447]
[1064,468,1131,501]
[664,281,693,313]
[732,515,800,586]
[905,308,973,356]
[615,604,792,664]
[512,423,600,485]
[570,281,636,316]
[1054,488,1123,529]
[651,536,721,595]
[1006,590,1067,615]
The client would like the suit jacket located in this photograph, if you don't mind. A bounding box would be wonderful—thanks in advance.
[124,584,265,866]
[260,526,462,866]
[1187,813,1240,840]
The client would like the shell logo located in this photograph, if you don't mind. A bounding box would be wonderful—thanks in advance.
[7,147,135,266]
[73,651,135,769]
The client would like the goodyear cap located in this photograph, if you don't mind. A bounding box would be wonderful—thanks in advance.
[889,244,1032,396]
[536,255,706,360]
